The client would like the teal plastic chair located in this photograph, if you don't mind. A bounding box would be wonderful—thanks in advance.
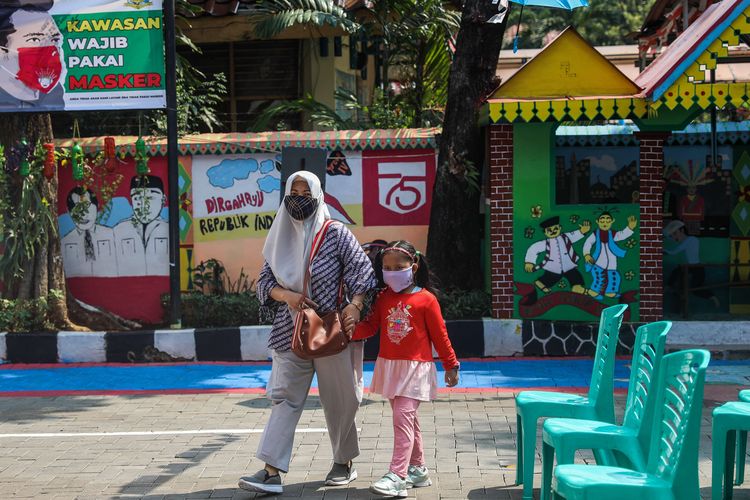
[515,304,628,500]
[712,401,750,499]
[540,321,671,500]
[733,390,750,486]
[551,349,710,500]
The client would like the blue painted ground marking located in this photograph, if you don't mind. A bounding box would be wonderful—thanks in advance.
[0,359,746,394]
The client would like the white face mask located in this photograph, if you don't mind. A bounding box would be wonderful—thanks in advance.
[383,268,414,292]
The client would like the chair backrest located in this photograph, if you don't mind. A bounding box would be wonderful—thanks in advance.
[622,321,671,450]
[646,349,710,499]
[588,304,628,421]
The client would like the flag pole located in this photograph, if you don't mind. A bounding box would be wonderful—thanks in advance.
[164,0,182,328]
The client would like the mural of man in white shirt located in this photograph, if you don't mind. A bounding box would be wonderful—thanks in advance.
[524,216,591,295]
[61,187,117,277]
[113,175,169,277]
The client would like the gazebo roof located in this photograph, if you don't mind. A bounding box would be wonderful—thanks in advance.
[635,0,750,100]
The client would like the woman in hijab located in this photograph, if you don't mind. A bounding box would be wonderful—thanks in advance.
[239,171,377,495]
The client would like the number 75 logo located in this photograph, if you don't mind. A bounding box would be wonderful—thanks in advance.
[362,151,436,226]
[377,162,427,214]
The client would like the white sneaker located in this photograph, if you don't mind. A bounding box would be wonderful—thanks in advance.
[369,472,408,498]
[406,465,432,488]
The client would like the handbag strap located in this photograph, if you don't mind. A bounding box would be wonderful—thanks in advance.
[301,220,337,305]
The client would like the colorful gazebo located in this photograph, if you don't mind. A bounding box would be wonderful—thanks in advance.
[484,0,750,324]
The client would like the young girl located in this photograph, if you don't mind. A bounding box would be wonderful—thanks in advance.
[352,240,460,498]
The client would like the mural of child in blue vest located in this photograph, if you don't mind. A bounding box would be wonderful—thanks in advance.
[583,210,638,299]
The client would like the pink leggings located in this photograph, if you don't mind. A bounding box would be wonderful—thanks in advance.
[389,396,425,478]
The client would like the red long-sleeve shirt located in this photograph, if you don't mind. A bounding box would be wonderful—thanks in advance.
[353,288,459,371]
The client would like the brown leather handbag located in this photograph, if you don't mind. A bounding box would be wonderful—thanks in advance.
[291,221,351,360]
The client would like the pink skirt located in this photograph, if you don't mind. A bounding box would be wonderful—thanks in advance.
[370,357,438,402]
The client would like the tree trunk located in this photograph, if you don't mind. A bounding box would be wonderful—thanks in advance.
[0,114,139,332]
[426,0,506,289]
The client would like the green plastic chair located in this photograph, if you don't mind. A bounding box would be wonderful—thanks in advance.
[539,321,671,500]
[712,401,750,499]
[733,390,750,486]
[514,304,628,500]
[551,349,710,500]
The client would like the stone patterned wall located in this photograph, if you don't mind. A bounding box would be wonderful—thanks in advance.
[521,321,640,356]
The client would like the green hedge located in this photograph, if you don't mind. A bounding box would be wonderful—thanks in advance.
[0,296,54,332]
[439,289,491,320]
[164,292,261,329]
[166,288,490,328]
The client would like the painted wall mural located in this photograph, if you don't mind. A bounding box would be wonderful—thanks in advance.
[554,142,737,319]
[516,207,640,321]
[58,145,436,324]
[57,155,175,324]
[514,124,640,322]
[555,147,639,205]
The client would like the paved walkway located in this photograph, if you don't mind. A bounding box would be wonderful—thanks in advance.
[0,360,748,499]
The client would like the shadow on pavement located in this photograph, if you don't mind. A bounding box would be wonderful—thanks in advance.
[117,435,240,497]
[0,395,110,423]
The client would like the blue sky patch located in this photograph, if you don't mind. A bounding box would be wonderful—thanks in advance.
[207,159,259,189]
[257,175,280,194]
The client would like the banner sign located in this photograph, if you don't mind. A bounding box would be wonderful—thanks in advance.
[0,0,165,112]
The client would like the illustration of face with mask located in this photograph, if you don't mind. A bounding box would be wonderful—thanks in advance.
[0,3,64,102]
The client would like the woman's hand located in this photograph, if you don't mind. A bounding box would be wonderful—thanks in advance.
[445,368,459,387]
[341,304,361,337]
[273,287,318,312]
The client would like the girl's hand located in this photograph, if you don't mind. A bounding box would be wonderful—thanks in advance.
[445,368,459,387]
[281,289,318,312]
[342,304,361,337]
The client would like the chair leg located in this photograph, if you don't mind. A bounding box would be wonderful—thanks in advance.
[541,441,554,500]
[516,413,523,486]
[726,430,737,500]
[521,415,538,500]
[592,448,617,467]
[713,427,728,500]
[735,430,747,486]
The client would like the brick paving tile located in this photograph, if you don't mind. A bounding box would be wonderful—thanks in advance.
[0,387,748,498]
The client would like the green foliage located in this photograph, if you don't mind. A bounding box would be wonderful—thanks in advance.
[249,0,359,39]
[0,291,61,332]
[0,144,58,290]
[253,87,426,130]
[192,259,253,295]
[505,0,652,49]
[170,292,261,328]
[251,92,359,131]
[147,69,227,136]
[249,0,458,129]
[167,259,260,328]
[439,289,491,320]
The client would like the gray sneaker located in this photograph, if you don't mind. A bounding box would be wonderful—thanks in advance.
[325,461,358,486]
[369,472,407,498]
[406,465,432,488]
[238,469,283,494]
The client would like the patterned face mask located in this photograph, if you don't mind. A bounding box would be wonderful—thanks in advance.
[284,195,318,220]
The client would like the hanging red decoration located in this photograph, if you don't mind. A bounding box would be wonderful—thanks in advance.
[18,138,30,177]
[103,136,117,173]
[135,136,149,175]
[43,143,55,180]
[71,142,84,181]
